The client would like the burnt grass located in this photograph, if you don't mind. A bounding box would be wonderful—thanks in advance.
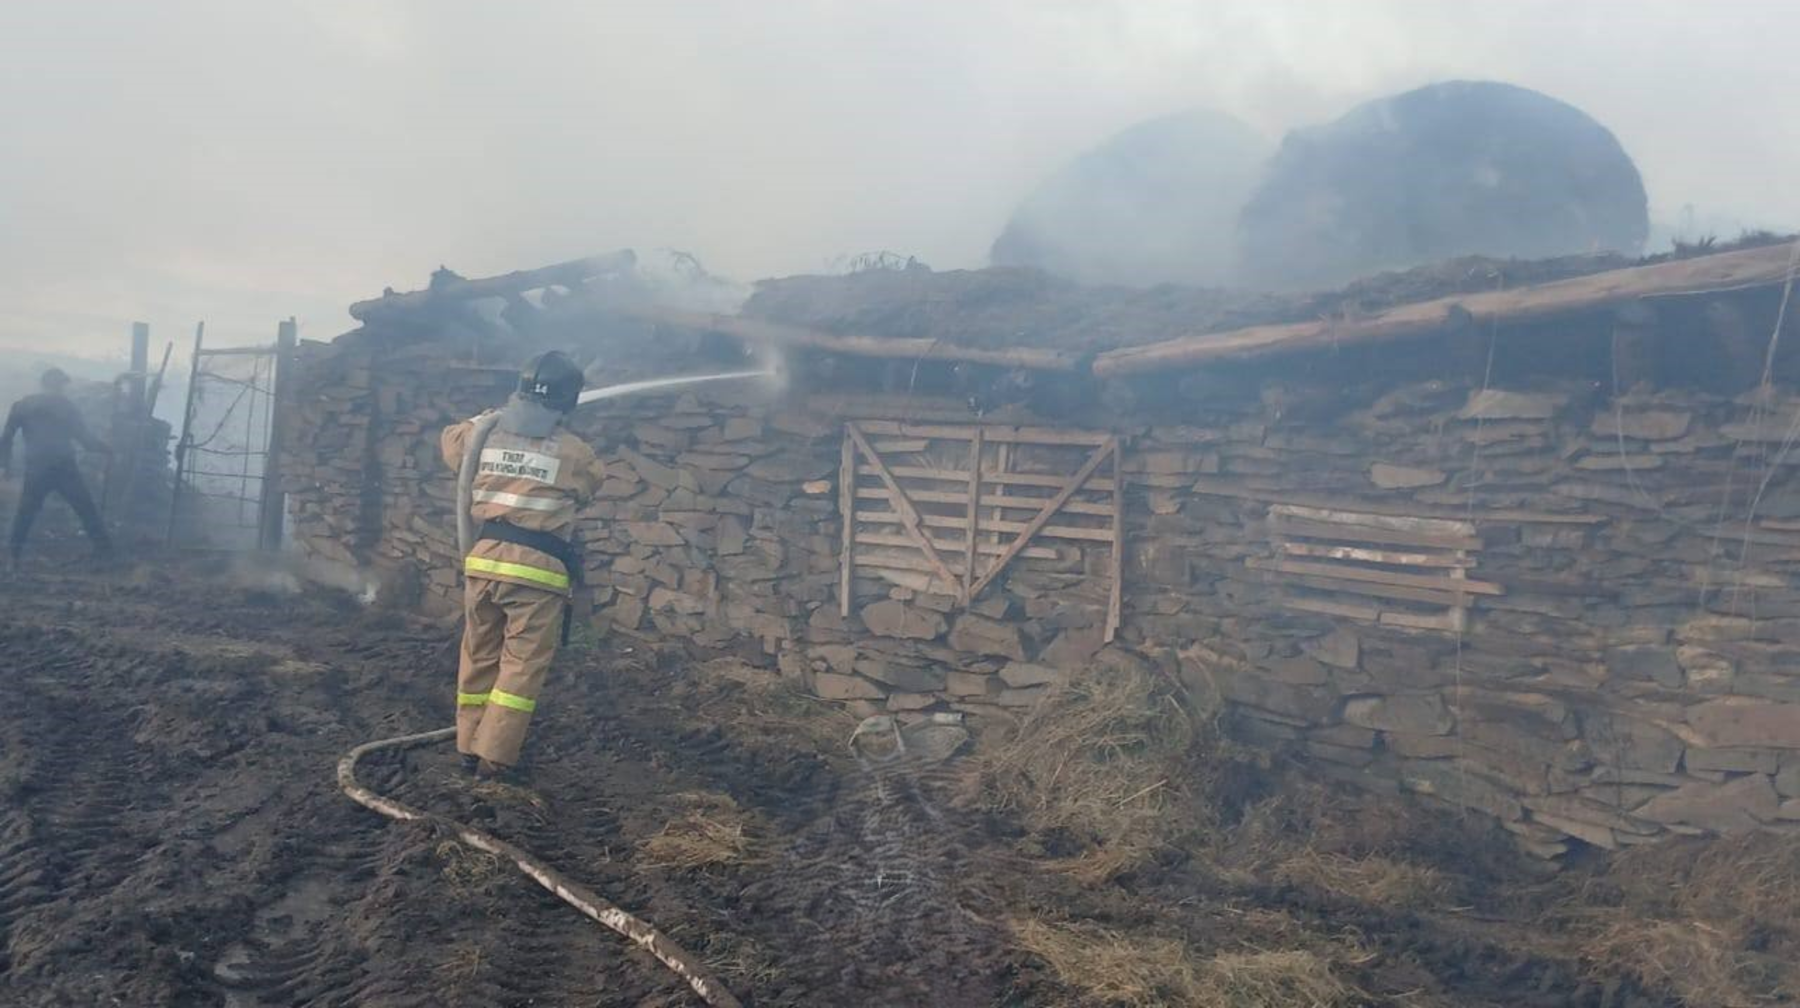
[0,556,1699,1007]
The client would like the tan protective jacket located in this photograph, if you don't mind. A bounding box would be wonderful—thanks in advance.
[440,411,605,595]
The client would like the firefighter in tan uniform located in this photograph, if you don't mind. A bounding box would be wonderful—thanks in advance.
[440,351,604,780]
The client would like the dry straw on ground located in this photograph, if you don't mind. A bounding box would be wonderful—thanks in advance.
[1012,918,1355,1008]
[638,792,760,871]
[979,653,1203,882]
[1567,832,1800,1006]
[1269,848,1455,908]
[435,837,503,891]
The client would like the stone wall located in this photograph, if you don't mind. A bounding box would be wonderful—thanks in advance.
[286,316,1800,857]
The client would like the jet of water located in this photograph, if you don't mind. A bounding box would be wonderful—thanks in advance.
[575,367,780,406]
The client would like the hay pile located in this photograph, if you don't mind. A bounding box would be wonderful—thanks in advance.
[434,838,503,892]
[1012,918,1357,1008]
[976,652,1205,883]
[1209,779,1488,909]
[639,792,761,871]
[1569,833,1800,1006]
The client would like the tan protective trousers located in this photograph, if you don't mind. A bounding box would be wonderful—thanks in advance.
[457,577,566,766]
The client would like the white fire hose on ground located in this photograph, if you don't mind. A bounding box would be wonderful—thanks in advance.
[342,366,778,1007]
[338,728,742,1007]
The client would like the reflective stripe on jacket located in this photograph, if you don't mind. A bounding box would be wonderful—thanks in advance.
[441,413,606,595]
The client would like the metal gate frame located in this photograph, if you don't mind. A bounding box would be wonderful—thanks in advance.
[168,319,298,550]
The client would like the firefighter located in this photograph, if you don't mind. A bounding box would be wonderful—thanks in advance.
[0,368,114,564]
[440,351,604,781]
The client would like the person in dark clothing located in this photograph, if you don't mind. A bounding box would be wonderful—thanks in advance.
[0,368,113,562]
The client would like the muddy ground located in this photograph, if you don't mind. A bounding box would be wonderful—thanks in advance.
[0,553,1783,1006]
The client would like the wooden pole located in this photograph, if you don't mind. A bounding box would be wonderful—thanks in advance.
[108,342,174,531]
[257,319,298,551]
[962,428,983,603]
[838,432,857,617]
[348,251,637,322]
[1107,438,1124,642]
[1091,241,1800,377]
[129,322,149,412]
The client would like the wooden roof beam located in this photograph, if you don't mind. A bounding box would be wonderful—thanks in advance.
[348,251,639,322]
[1091,241,1800,377]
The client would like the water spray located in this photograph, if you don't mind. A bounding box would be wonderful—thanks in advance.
[575,365,782,407]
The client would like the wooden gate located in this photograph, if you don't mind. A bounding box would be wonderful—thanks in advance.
[837,421,1125,640]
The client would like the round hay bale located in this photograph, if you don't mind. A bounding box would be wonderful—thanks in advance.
[991,108,1270,287]
[1237,80,1648,289]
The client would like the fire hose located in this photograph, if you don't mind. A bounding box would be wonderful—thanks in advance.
[345,365,780,1007]
[337,727,744,1008]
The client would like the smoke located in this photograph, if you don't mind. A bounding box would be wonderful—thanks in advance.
[2,1,1797,352]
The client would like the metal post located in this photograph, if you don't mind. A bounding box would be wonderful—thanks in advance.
[167,323,205,546]
[129,322,149,412]
[257,318,297,551]
[116,323,152,523]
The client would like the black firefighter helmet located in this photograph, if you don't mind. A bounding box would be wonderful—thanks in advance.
[518,351,584,413]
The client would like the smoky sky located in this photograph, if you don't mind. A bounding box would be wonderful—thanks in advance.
[2,0,1796,356]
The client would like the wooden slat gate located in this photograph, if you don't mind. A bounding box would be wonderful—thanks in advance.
[838,421,1125,641]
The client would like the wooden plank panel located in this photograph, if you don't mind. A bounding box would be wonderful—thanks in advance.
[1278,541,1467,568]
[1272,503,1476,537]
[859,464,1117,493]
[838,435,856,616]
[856,507,1116,542]
[855,485,1116,517]
[1256,565,1472,608]
[1190,476,1607,525]
[964,428,983,602]
[871,438,930,452]
[1270,515,1482,551]
[857,420,1112,446]
[1380,609,1464,631]
[855,532,1060,561]
[1250,557,1503,596]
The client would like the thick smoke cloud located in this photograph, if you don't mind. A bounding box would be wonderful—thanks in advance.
[1239,81,1649,290]
[991,109,1269,287]
[1,1,1795,354]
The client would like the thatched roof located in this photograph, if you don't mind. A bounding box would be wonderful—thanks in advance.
[342,237,1798,378]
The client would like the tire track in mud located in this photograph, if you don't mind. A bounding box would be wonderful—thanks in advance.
[625,701,1014,1008]
[740,756,1008,1008]
[0,568,702,1007]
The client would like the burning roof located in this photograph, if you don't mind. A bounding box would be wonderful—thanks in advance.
[342,235,1797,380]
